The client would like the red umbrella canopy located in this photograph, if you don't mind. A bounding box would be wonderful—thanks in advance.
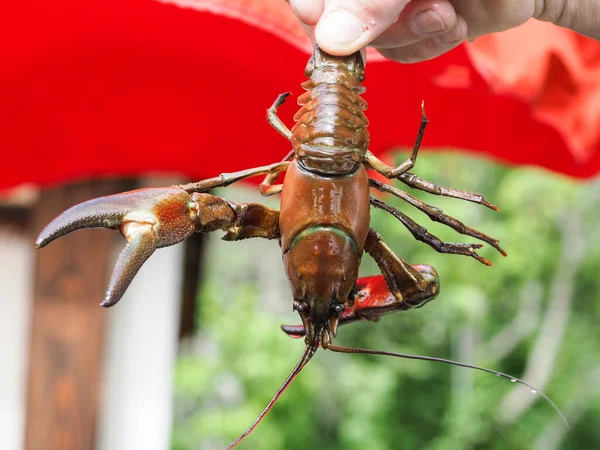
[1,0,599,191]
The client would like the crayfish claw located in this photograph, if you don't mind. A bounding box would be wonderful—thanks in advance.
[35,194,134,248]
[102,226,158,307]
[36,187,197,305]
[280,324,306,339]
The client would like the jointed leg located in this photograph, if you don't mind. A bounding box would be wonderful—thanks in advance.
[208,195,281,241]
[267,92,293,140]
[260,92,295,196]
[364,101,428,178]
[364,159,498,210]
[365,228,439,309]
[369,179,506,256]
[370,197,492,266]
[179,161,290,193]
[189,193,280,240]
[259,149,294,196]
[259,178,284,196]
[363,102,498,211]
[397,172,498,210]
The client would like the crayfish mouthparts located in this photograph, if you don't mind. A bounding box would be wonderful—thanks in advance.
[304,324,336,349]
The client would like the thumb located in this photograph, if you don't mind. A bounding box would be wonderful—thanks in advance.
[538,1,600,40]
[314,0,410,55]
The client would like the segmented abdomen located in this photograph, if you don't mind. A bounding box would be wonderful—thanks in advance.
[290,70,370,155]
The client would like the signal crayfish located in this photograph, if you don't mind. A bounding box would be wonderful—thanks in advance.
[36,47,566,447]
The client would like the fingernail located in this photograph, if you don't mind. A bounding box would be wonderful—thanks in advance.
[413,10,445,35]
[318,9,365,47]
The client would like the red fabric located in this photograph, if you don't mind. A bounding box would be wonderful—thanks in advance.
[1,0,599,192]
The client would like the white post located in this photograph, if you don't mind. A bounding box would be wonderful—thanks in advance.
[0,230,34,450]
[97,181,184,450]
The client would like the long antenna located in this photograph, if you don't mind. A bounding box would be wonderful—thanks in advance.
[226,345,317,449]
[327,344,569,428]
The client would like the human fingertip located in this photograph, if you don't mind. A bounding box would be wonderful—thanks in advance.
[315,9,366,55]
[413,10,446,35]
[289,0,324,26]
[378,16,467,64]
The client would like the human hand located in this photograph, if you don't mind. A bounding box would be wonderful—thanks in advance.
[289,0,600,62]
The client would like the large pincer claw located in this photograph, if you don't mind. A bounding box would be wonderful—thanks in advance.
[36,187,196,307]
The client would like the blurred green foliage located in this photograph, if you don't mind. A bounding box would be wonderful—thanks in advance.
[173,153,600,450]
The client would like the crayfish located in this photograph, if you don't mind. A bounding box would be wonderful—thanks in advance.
[36,47,566,447]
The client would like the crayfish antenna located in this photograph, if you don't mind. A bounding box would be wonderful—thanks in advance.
[327,344,569,429]
[226,345,317,449]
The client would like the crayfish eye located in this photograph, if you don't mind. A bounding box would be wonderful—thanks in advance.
[294,301,308,313]
[330,302,345,314]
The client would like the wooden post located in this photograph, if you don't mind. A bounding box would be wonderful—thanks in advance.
[25,180,122,450]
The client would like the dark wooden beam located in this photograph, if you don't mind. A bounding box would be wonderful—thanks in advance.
[0,204,30,232]
[25,180,124,450]
[178,232,205,339]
